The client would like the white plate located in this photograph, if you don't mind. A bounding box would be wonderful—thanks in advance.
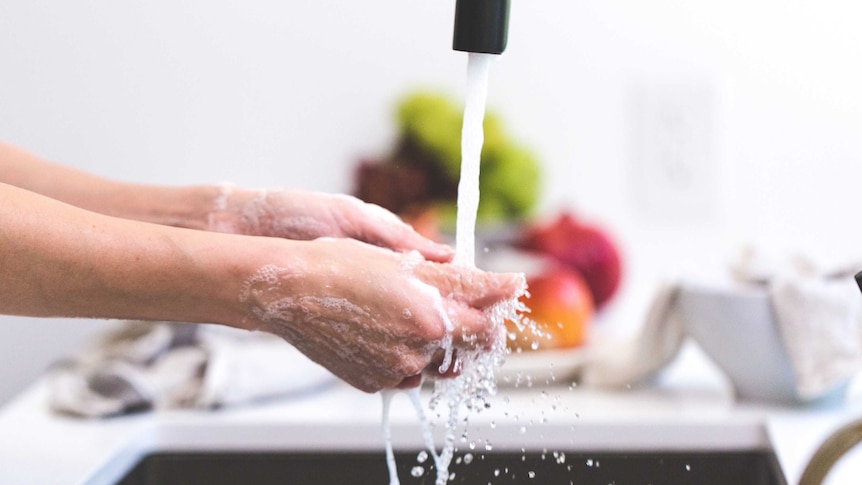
[497,346,592,386]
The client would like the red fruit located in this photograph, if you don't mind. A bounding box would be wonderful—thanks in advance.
[519,212,622,308]
[507,267,594,350]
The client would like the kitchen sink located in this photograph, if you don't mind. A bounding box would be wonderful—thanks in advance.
[116,449,786,485]
[74,384,792,485]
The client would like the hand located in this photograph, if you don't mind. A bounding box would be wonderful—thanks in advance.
[239,238,523,393]
[208,186,454,263]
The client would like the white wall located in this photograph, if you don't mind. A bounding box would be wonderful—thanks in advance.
[1,0,861,404]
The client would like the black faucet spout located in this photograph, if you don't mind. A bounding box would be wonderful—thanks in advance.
[453,0,510,55]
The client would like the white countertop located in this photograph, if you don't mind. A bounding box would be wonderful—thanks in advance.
[1,342,861,485]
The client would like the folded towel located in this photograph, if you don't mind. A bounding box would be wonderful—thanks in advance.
[49,322,336,418]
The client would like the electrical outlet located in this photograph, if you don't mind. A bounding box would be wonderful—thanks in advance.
[629,81,717,221]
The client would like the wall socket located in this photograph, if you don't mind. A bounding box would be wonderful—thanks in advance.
[629,81,717,222]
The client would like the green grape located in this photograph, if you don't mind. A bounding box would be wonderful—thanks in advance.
[397,93,462,177]
[395,90,542,224]
[480,144,541,219]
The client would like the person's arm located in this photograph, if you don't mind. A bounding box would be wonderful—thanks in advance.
[0,181,245,322]
[0,142,454,262]
[0,182,521,391]
[0,142,219,230]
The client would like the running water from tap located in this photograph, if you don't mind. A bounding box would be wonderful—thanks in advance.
[453,52,494,268]
[425,51,501,485]
[382,52,525,485]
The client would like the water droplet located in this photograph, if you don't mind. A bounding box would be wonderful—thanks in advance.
[494,469,500,477]
[464,453,474,464]
[528,471,536,479]
[586,459,594,467]
[530,340,539,350]
[685,464,691,471]
[411,466,424,477]
[519,425,527,434]
[490,420,496,428]
[416,451,428,463]
[485,442,494,451]
[449,472,456,480]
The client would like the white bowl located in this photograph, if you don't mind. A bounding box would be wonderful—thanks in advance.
[677,284,849,406]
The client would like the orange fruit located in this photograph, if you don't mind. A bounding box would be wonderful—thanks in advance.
[507,267,594,351]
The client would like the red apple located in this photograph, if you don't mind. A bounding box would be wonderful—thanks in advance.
[518,212,622,309]
[508,267,594,351]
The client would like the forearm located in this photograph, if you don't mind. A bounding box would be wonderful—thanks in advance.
[0,182,266,326]
[0,142,219,229]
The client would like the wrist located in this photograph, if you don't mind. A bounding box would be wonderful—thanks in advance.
[99,182,224,230]
[183,233,310,331]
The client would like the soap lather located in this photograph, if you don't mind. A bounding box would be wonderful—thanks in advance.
[453,0,510,54]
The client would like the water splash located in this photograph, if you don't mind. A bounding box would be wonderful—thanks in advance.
[421,52,527,485]
[381,52,529,485]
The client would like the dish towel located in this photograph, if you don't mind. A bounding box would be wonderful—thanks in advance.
[579,283,686,388]
[732,248,862,399]
[48,322,336,418]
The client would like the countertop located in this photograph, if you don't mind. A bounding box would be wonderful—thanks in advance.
[1,342,861,485]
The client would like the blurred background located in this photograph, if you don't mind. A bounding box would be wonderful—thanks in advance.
[1,0,860,405]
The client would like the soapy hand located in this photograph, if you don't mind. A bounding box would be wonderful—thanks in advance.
[240,238,523,393]
[207,186,454,263]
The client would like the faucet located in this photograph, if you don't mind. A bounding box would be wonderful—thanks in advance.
[799,416,862,484]
[453,0,510,54]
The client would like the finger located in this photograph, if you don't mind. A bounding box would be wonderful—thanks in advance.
[426,349,463,379]
[414,263,525,309]
[396,374,424,390]
[445,303,500,349]
[350,201,455,263]
[374,223,454,263]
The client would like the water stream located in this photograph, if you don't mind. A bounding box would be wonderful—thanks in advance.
[381,52,501,485]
